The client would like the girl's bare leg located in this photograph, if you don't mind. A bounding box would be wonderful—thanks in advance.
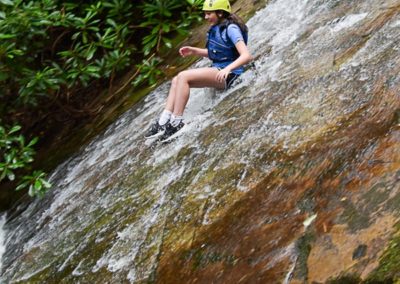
[165,76,178,112]
[173,67,224,116]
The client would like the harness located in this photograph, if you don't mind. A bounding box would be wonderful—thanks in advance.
[206,21,248,64]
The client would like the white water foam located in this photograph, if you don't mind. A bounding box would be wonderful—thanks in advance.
[0,214,6,274]
[330,13,368,33]
[390,19,400,27]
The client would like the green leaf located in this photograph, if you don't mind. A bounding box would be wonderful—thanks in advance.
[71,32,81,40]
[0,33,16,39]
[16,181,29,191]
[34,180,42,190]
[106,18,117,28]
[86,65,100,73]
[9,125,21,134]
[86,46,97,60]
[0,0,13,6]
[162,23,171,33]
[27,137,38,147]
[9,49,24,56]
[163,10,172,18]
[37,19,52,25]
[9,162,24,169]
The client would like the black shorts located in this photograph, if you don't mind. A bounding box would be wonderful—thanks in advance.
[225,72,240,89]
[214,67,240,90]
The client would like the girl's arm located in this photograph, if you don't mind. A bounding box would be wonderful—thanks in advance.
[216,41,253,82]
[179,46,208,58]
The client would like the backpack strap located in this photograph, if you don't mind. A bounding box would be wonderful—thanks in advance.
[218,21,248,46]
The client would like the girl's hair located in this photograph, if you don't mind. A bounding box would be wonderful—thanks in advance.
[217,11,248,34]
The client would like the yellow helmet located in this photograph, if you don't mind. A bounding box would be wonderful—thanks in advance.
[202,0,231,13]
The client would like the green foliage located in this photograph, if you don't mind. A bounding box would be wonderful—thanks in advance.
[0,0,203,112]
[0,123,51,197]
[16,171,51,198]
[133,57,163,87]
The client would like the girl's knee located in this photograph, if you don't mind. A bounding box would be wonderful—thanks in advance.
[177,71,190,82]
[170,76,178,89]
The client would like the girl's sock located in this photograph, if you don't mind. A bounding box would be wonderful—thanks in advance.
[158,110,172,125]
[170,114,183,127]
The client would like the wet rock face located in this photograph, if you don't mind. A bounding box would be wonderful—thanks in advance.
[1,0,400,283]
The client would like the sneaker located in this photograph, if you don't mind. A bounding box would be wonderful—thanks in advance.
[159,121,185,142]
[144,121,166,138]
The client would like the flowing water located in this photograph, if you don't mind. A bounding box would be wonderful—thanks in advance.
[1,0,400,283]
[0,214,6,274]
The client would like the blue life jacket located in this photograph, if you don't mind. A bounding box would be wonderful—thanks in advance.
[206,22,248,64]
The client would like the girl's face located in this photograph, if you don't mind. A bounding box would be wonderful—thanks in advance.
[204,11,218,25]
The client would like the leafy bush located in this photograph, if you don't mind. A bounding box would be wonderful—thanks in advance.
[1,0,203,111]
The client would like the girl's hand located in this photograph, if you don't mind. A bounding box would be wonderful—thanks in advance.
[216,68,230,83]
[179,46,194,57]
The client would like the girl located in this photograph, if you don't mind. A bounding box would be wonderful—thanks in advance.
[145,0,253,142]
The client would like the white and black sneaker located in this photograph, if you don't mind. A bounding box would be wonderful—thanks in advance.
[144,121,166,139]
[159,121,185,142]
